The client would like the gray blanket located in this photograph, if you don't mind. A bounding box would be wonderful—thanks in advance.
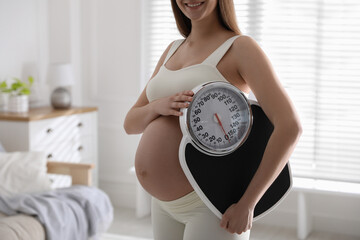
[0,185,113,240]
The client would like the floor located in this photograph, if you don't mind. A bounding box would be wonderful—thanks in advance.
[104,207,360,240]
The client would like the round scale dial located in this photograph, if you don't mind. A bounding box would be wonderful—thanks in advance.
[186,82,252,155]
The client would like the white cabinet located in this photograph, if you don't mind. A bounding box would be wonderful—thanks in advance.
[0,107,98,187]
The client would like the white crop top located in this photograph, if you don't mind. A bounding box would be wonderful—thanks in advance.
[146,35,240,102]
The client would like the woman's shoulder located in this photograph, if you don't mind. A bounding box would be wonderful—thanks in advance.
[233,35,259,51]
[232,35,264,59]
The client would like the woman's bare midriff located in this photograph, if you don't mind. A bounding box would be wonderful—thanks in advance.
[135,115,193,201]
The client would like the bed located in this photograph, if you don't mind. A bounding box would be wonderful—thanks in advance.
[0,160,113,240]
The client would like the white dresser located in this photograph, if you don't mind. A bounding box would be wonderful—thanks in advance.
[0,106,98,186]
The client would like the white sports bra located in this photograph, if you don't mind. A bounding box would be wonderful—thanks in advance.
[146,35,240,102]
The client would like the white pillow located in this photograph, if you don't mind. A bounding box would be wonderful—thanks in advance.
[0,152,52,197]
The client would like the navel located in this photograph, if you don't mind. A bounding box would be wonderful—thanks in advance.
[136,168,148,178]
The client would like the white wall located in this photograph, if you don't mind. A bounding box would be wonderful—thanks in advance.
[0,0,38,77]
[257,190,360,237]
[0,0,81,107]
[48,0,83,106]
[0,0,49,106]
[80,0,142,208]
[48,0,71,64]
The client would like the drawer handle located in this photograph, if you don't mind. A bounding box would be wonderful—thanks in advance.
[77,146,84,151]
[77,122,83,128]
[46,128,53,134]
[47,153,53,159]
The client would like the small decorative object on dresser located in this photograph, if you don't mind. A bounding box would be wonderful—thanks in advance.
[0,106,99,187]
[47,63,75,109]
[0,76,34,113]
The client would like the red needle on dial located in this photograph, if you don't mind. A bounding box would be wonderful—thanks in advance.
[214,113,231,143]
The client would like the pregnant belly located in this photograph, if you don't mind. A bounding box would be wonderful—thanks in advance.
[135,116,193,201]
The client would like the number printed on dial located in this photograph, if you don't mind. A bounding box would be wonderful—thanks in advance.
[187,83,252,155]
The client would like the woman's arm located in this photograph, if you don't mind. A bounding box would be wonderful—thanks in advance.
[123,42,173,134]
[123,91,158,135]
[124,41,193,134]
[220,36,302,234]
[124,88,193,134]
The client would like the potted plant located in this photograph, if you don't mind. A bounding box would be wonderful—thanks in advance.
[0,76,34,113]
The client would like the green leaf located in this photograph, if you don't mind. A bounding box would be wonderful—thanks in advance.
[28,76,34,86]
[5,76,34,95]
[0,81,7,89]
[20,88,31,95]
[11,82,22,91]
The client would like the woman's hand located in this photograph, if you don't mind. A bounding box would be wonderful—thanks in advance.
[152,90,194,117]
[220,198,254,234]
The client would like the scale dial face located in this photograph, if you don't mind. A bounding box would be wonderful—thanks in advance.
[186,82,252,155]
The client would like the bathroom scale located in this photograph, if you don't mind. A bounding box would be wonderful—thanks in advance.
[179,81,292,221]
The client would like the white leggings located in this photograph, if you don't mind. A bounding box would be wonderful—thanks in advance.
[151,191,250,240]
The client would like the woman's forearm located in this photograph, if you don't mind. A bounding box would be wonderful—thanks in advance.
[240,119,302,208]
[123,102,159,134]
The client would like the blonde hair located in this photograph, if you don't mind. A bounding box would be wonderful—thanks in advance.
[170,0,241,37]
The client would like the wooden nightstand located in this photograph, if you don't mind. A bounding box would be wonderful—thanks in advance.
[0,106,98,187]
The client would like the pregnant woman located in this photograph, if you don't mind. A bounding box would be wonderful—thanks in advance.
[124,0,302,239]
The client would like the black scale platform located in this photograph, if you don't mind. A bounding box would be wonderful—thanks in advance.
[184,104,291,218]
